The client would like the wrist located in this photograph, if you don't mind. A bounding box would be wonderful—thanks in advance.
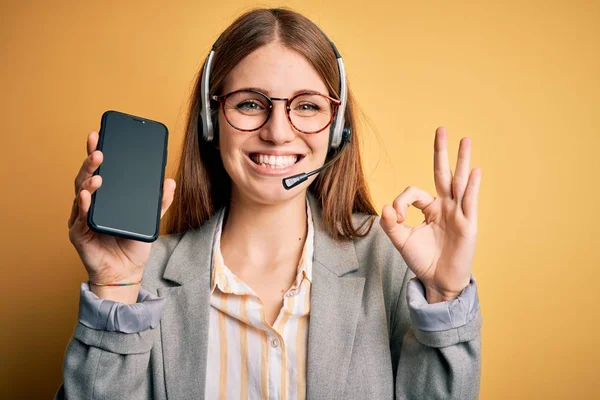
[424,285,465,304]
[88,270,144,285]
[87,273,144,304]
[90,284,141,304]
[423,276,472,303]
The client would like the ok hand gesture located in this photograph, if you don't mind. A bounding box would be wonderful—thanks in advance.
[380,127,482,303]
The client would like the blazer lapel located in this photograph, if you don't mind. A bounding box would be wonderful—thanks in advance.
[158,211,221,400]
[306,195,366,400]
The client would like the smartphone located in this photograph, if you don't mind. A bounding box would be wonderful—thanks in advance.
[87,110,168,242]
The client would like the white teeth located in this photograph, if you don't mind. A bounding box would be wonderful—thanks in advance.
[251,154,298,169]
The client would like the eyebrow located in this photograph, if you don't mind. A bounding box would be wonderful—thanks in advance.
[236,87,324,97]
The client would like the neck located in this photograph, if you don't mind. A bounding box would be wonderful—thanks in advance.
[220,189,308,272]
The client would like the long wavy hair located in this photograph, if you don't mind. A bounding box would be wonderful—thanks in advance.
[163,7,377,240]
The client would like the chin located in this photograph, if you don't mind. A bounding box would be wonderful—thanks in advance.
[233,176,312,207]
[255,180,307,205]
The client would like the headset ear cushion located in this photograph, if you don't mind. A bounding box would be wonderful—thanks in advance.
[342,127,351,143]
[197,113,206,142]
[198,109,219,143]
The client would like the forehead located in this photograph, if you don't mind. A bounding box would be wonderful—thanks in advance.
[221,41,329,97]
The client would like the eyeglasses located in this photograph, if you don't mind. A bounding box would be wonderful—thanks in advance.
[211,89,341,134]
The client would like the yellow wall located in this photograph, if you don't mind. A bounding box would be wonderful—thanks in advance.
[1,0,598,398]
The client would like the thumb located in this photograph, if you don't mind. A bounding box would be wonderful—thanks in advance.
[160,179,177,219]
[380,205,410,251]
[380,205,401,233]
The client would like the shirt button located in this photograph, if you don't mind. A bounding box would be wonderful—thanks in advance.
[270,338,279,348]
[285,290,296,298]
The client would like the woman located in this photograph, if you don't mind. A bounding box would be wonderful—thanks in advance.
[58,7,482,400]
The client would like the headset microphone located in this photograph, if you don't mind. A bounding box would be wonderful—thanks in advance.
[282,127,351,190]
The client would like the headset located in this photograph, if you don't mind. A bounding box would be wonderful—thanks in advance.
[198,29,351,190]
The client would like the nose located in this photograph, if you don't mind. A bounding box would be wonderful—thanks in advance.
[258,101,296,145]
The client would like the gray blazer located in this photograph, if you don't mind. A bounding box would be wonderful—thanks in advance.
[56,195,482,399]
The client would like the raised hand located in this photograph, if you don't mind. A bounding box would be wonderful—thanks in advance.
[380,127,482,303]
[67,131,176,303]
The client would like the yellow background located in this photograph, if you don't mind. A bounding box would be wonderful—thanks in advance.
[1,0,598,398]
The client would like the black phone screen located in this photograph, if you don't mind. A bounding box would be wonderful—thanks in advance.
[88,110,168,242]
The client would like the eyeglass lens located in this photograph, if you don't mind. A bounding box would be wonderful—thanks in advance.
[222,90,334,133]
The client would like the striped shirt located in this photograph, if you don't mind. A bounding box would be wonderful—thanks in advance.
[204,201,314,400]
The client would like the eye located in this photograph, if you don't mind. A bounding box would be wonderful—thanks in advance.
[295,102,320,112]
[237,100,265,111]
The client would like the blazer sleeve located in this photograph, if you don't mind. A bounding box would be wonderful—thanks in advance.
[54,284,166,399]
[391,268,482,400]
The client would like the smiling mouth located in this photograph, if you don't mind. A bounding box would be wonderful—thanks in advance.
[249,153,304,169]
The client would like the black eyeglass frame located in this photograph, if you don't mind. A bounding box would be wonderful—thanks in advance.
[211,89,342,134]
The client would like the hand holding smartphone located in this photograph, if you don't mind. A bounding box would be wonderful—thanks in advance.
[67,111,176,303]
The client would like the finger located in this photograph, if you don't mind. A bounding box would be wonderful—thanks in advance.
[69,189,91,239]
[87,131,99,156]
[73,131,100,194]
[74,150,103,195]
[462,167,482,219]
[68,175,103,229]
[434,126,453,198]
[73,175,102,235]
[392,186,436,221]
[68,195,79,229]
[452,137,471,207]
[160,179,177,219]
[380,205,412,251]
[77,189,91,228]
